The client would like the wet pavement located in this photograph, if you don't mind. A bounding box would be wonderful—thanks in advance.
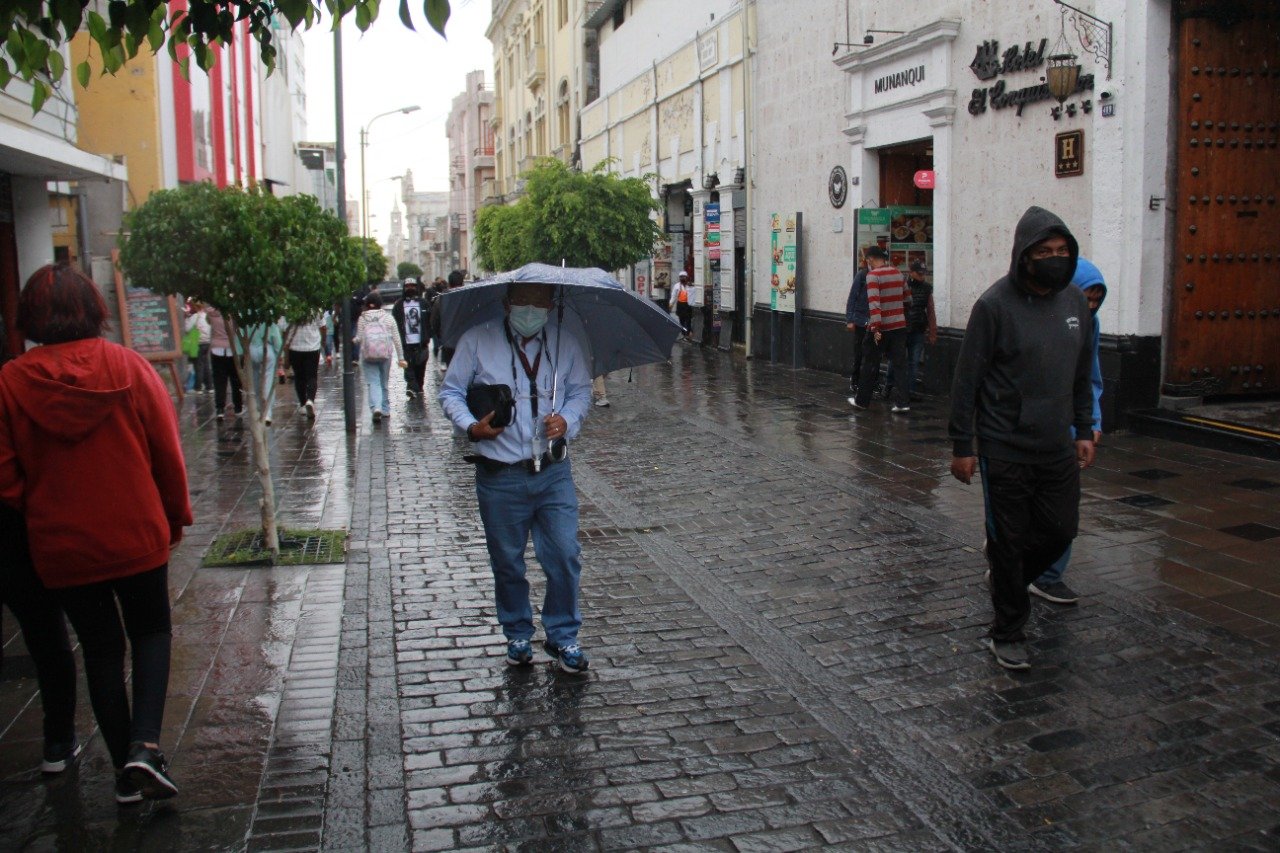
[2,348,1279,850]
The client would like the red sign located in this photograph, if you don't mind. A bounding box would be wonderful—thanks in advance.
[913,170,936,189]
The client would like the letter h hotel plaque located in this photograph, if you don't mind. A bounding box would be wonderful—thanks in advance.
[1055,130,1084,178]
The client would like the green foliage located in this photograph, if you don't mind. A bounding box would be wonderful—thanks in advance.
[396,261,423,280]
[119,182,363,328]
[0,0,450,113]
[474,159,661,274]
[353,236,388,283]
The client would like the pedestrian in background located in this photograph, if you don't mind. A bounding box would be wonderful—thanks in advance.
[354,292,406,423]
[1029,257,1108,606]
[183,301,212,393]
[885,261,938,402]
[849,246,911,413]
[287,313,325,420]
[392,279,430,399]
[948,206,1096,671]
[0,263,191,804]
[245,321,283,426]
[845,256,870,393]
[321,308,336,367]
[668,270,693,341]
[206,306,243,420]
[592,375,610,408]
[0,505,78,776]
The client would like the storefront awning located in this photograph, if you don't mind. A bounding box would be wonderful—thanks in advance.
[0,120,127,183]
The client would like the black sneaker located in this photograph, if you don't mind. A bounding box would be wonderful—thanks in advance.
[41,736,82,774]
[372,410,382,423]
[123,743,178,800]
[986,638,1031,670]
[543,640,590,674]
[1028,580,1080,605]
[115,773,143,805]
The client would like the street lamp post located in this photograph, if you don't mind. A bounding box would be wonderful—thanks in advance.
[360,105,421,243]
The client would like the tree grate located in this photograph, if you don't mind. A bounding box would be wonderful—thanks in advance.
[203,527,347,567]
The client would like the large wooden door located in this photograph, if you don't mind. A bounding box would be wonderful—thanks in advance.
[1168,1,1280,396]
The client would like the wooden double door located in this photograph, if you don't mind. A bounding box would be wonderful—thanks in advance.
[1168,0,1280,396]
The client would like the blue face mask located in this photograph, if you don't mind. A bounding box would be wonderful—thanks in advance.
[509,305,549,338]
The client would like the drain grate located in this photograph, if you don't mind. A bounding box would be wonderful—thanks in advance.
[203,528,347,567]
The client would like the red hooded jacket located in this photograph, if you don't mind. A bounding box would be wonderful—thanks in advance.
[0,338,192,588]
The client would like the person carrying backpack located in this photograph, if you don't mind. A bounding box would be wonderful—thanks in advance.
[353,292,406,423]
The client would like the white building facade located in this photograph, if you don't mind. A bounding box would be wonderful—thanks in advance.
[581,0,752,345]
[446,70,496,275]
[749,0,1275,423]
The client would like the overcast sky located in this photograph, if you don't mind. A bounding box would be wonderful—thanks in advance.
[302,0,494,247]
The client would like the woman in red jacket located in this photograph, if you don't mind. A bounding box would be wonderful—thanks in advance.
[0,264,192,804]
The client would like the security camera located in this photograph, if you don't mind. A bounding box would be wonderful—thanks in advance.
[863,34,874,44]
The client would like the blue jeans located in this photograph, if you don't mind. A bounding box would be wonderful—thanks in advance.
[885,328,926,395]
[361,359,391,414]
[1038,542,1070,586]
[249,352,277,418]
[475,461,582,647]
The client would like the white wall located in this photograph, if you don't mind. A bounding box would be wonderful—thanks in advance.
[597,0,741,96]
[751,0,850,311]
[12,177,54,285]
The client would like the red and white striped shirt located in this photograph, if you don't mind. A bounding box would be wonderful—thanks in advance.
[866,266,908,332]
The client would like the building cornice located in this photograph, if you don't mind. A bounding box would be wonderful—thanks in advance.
[833,19,961,73]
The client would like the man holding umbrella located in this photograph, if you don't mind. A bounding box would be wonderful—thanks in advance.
[439,282,594,673]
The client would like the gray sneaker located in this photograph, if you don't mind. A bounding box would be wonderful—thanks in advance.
[986,638,1031,670]
[1029,581,1079,605]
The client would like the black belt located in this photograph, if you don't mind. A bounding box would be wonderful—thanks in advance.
[465,453,562,475]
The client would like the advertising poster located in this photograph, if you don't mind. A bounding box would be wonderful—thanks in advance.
[769,211,798,313]
[857,206,933,279]
[719,205,736,311]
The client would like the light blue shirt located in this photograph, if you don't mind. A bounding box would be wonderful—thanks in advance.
[439,318,592,464]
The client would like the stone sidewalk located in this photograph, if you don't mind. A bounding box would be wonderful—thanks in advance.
[1,346,1279,850]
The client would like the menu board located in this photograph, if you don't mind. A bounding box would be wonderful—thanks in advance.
[857,206,933,280]
[111,250,182,362]
[769,211,799,313]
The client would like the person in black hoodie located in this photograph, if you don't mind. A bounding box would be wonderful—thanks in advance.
[392,279,430,398]
[948,206,1096,671]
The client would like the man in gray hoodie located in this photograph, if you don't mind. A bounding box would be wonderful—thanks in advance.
[948,206,1096,670]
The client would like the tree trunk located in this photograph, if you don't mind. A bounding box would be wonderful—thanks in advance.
[231,322,281,559]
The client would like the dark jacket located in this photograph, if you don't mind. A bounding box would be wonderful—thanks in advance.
[845,268,869,326]
[948,206,1094,463]
[391,295,428,349]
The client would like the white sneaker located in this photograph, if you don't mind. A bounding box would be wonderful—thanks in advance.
[304,400,315,419]
[891,405,911,413]
[847,397,867,410]
[594,397,611,408]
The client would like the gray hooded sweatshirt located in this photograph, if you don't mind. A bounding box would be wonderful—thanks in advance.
[948,206,1094,463]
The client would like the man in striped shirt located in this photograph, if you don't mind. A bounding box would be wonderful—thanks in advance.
[849,246,912,412]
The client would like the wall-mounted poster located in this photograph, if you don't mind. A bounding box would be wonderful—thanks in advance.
[769,211,799,314]
[857,206,933,279]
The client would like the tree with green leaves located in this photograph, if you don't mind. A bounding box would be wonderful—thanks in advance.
[119,182,363,557]
[0,0,451,112]
[353,236,388,283]
[474,159,662,274]
[396,261,423,281]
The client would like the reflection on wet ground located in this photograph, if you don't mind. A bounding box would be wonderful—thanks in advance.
[1,349,1278,850]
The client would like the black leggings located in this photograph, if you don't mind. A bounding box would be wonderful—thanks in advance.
[211,353,243,413]
[289,349,321,405]
[0,509,76,746]
[57,565,172,768]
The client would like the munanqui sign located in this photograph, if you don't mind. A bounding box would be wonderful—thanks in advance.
[874,64,926,95]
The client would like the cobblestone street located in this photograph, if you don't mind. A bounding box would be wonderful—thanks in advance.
[2,345,1279,850]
